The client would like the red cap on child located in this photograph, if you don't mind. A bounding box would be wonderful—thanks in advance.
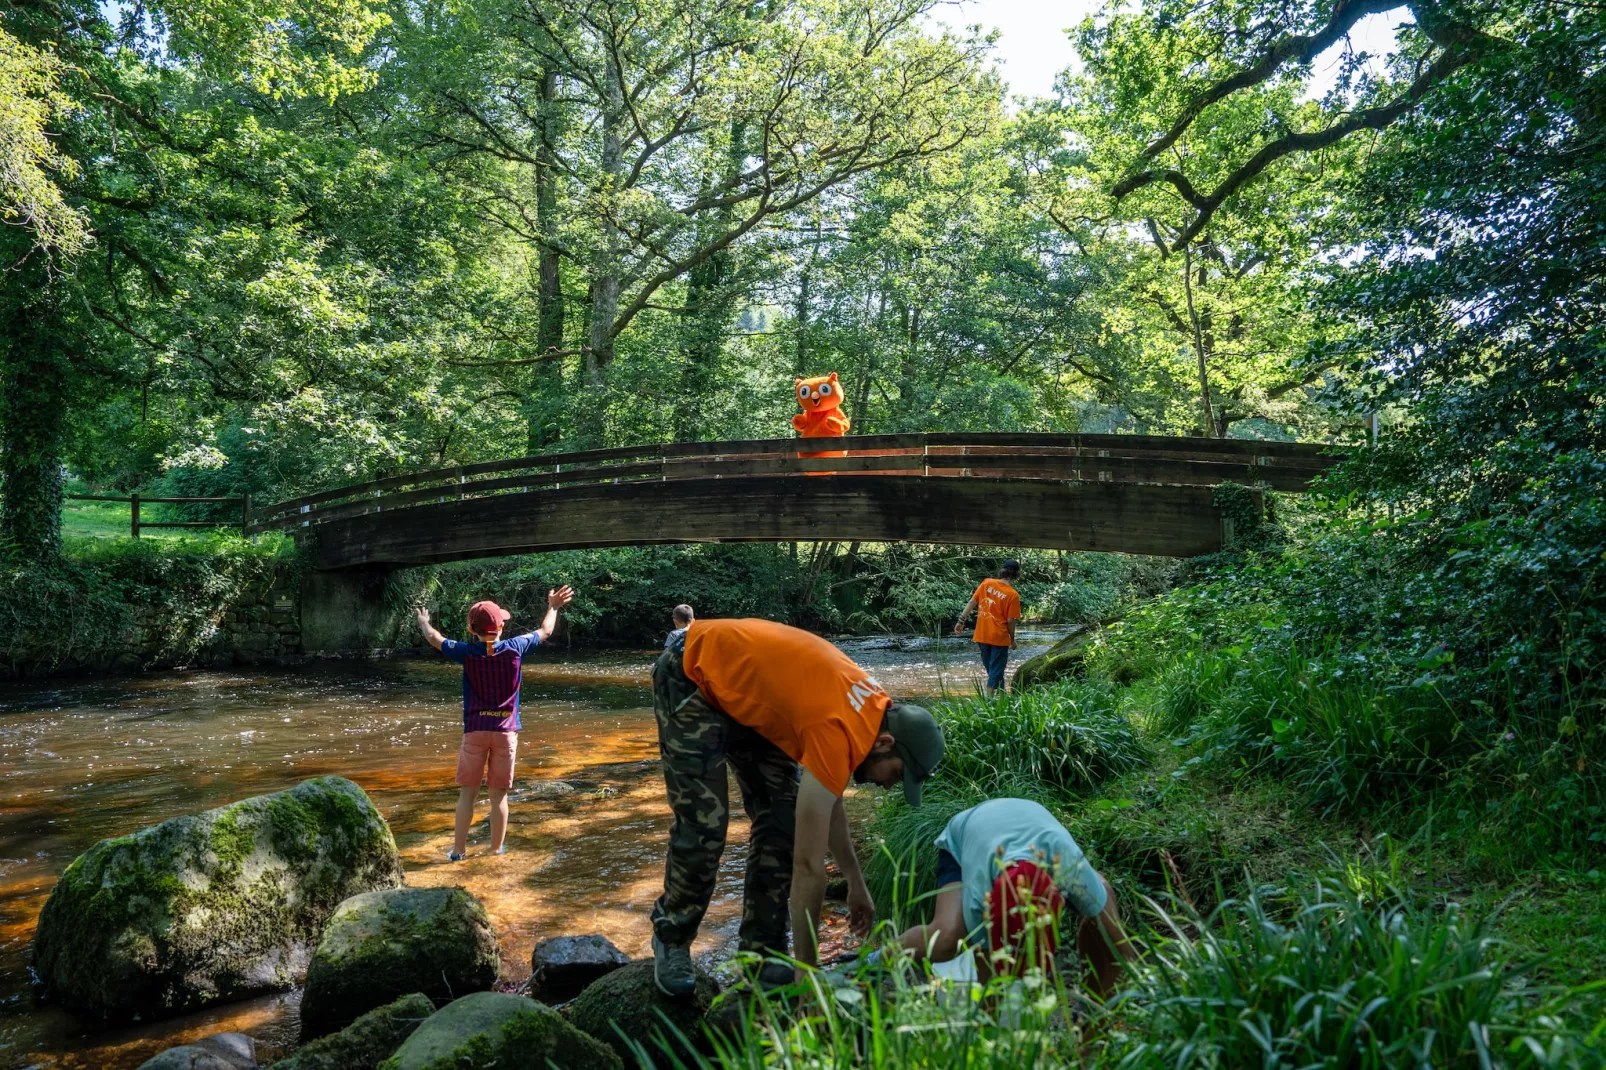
[987,860,1064,973]
[467,601,511,636]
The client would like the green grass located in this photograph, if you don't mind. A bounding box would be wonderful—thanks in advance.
[62,498,236,543]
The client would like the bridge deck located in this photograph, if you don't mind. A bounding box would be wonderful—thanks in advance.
[255,434,1341,568]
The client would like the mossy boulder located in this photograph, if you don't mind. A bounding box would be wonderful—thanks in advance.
[270,992,434,1070]
[567,960,719,1062]
[300,886,499,1038]
[1012,624,1098,690]
[379,991,620,1070]
[33,775,404,1022]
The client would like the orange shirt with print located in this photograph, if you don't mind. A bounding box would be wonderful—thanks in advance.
[971,579,1021,647]
[681,618,890,796]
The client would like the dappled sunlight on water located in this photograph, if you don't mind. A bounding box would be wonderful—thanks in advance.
[0,632,1053,1068]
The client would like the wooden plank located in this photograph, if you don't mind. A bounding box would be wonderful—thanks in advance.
[312,476,1243,567]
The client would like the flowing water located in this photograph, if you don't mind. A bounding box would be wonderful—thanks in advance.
[0,630,1058,1069]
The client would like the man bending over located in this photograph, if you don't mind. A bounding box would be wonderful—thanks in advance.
[651,618,944,994]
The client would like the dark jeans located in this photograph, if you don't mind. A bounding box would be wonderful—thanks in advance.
[649,640,797,956]
[977,642,1010,691]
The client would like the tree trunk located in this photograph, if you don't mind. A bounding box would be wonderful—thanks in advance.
[677,119,748,441]
[0,267,70,561]
[529,65,566,452]
[794,219,819,376]
[1181,245,1218,438]
[585,63,623,383]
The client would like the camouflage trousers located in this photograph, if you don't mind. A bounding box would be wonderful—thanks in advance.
[650,638,797,956]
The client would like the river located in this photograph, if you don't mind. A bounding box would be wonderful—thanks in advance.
[0,631,1056,1069]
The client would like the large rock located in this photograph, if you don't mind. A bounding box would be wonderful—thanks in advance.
[379,991,619,1070]
[34,775,404,1022]
[1012,623,1099,690]
[528,934,629,998]
[136,1033,257,1070]
[567,960,719,1062]
[271,992,434,1070]
[300,887,499,1039]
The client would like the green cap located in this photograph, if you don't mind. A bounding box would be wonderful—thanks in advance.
[884,702,943,807]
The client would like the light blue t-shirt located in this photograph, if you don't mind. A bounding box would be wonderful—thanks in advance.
[934,798,1107,946]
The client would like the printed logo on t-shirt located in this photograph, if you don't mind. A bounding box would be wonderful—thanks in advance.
[844,674,886,713]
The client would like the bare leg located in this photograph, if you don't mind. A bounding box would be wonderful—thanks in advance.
[1076,875,1135,999]
[487,787,510,852]
[453,786,477,855]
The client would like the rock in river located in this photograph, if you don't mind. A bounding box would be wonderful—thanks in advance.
[136,1032,257,1070]
[528,934,629,998]
[300,886,499,1039]
[270,992,434,1070]
[380,991,619,1070]
[567,960,719,1062]
[33,775,405,1022]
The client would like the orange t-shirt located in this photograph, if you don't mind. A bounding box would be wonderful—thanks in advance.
[971,579,1021,647]
[681,618,890,795]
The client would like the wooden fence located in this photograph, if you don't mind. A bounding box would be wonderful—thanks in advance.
[66,493,253,537]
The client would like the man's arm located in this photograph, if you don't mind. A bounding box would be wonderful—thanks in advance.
[790,771,838,974]
[953,596,978,635]
[1007,618,1018,648]
[828,796,875,936]
[534,585,575,641]
[898,883,964,964]
[415,607,446,651]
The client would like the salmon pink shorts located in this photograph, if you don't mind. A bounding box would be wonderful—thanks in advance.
[456,730,517,789]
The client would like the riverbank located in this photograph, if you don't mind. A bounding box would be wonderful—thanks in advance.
[2,534,1179,679]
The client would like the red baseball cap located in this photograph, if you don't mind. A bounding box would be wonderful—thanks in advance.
[467,601,511,636]
[987,860,1064,973]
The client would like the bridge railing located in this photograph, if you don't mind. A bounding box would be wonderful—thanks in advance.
[248,433,1340,535]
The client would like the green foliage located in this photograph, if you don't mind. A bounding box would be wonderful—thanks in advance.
[0,532,292,675]
[938,681,1149,797]
[1153,641,1458,811]
[1107,876,1602,1070]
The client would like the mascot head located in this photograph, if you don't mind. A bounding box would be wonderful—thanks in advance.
[796,372,844,413]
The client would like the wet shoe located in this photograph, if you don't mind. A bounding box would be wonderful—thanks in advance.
[493,845,507,856]
[652,935,697,997]
[447,850,466,862]
[757,961,794,990]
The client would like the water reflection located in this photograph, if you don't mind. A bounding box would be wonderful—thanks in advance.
[0,631,1053,1068]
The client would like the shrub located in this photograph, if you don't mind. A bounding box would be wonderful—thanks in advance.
[1108,876,1604,1070]
[1153,641,1458,810]
[938,680,1149,797]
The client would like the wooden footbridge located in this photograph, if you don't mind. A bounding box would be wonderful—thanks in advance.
[250,434,1339,569]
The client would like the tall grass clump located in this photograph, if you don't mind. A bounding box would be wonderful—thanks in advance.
[938,679,1148,796]
[1109,875,1604,1070]
[1152,640,1457,810]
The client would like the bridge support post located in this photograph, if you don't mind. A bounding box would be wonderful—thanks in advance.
[299,566,396,655]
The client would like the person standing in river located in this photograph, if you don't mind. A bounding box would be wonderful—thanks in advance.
[665,603,694,648]
[415,586,575,861]
[955,559,1022,696]
[651,618,945,995]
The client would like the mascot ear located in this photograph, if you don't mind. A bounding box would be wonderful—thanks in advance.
[795,378,804,389]
[828,372,839,383]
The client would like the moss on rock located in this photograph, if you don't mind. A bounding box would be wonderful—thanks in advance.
[379,991,620,1070]
[270,992,434,1070]
[1012,624,1102,690]
[300,887,499,1039]
[33,775,404,1021]
[566,960,719,1063]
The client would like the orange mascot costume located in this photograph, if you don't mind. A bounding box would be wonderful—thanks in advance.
[793,372,851,472]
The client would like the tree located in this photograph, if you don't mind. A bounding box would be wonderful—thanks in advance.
[392,0,1000,440]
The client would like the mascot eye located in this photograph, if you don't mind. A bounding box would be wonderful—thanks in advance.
[819,383,833,396]
[798,385,810,399]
